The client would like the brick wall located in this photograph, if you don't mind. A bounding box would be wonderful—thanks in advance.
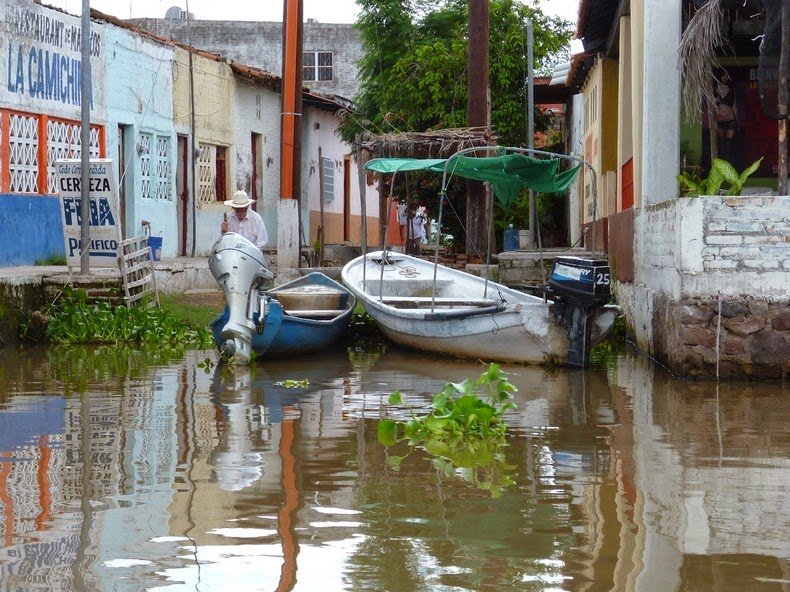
[622,195,789,378]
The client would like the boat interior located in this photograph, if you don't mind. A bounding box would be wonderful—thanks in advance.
[361,279,499,310]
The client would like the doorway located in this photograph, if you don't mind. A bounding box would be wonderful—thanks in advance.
[117,124,133,239]
[177,135,189,256]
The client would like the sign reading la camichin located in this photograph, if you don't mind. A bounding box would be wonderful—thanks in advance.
[56,159,121,268]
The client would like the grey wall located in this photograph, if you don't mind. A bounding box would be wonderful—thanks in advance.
[132,19,362,101]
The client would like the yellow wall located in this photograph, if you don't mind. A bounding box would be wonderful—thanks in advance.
[309,212,379,247]
[173,47,235,206]
[581,57,619,223]
[629,0,645,208]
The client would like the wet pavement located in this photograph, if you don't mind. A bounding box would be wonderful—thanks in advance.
[0,343,787,591]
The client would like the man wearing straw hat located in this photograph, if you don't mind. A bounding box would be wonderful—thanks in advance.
[220,189,268,251]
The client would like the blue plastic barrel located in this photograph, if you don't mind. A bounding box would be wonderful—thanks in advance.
[503,225,519,251]
[148,236,163,261]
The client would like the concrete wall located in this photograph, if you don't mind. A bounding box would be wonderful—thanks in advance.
[172,46,236,256]
[0,0,107,265]
[233,80,281,247]
[301,107,378,246]
[104,26,177,251]
[618,195,789,379]
[133,19,363,101]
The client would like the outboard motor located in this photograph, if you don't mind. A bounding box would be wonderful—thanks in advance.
[548,256,612,367]
[209,232,274,364]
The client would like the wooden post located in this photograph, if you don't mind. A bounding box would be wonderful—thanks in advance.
[356,134,367,253]
[466,0,489,259]
[778,0,789,195]
[317,147,325,266]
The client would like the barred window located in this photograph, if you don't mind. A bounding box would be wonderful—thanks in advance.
[9,113,39,194]
[303,51,333,82]
[321,156,334,203]
[155,135,172,200]
[46,120,100,194]
[139,133,152,199]
[0,109,104,195]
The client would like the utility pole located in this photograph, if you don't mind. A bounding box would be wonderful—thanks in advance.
[526,20,536,249]
[467,0,489,259]
[79,0,91,274]
[279,0,304,271]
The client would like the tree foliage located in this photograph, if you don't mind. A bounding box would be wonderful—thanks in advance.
[343,0,572,146]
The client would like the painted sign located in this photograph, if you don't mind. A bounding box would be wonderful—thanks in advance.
[1,0,105,118]
[56,158,120,268]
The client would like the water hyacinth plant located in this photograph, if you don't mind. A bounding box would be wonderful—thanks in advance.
[27,285,213,348]
[378,363,518,497]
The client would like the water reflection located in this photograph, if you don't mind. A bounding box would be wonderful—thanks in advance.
[0,345,786,591]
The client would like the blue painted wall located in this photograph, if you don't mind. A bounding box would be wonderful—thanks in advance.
[105,27,178,254]
[0,194,64,265]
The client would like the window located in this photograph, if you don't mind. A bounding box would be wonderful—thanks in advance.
[303,51,333,82]
[0,108,103,195]
[321,156,334,203]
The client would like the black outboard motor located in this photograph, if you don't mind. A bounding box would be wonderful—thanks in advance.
[548,256,612,367]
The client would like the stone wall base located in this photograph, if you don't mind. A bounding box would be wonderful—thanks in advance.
[619,284,789,379]
[671,297,789,379]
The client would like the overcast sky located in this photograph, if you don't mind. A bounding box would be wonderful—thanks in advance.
[47,0,580,26]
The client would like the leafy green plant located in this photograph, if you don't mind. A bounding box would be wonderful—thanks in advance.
[377,364,518,497]
[34,254,67,266]
[27,285,213,347]
[677,157,763,197]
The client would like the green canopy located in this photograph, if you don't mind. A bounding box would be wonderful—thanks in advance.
[364,153,582,206]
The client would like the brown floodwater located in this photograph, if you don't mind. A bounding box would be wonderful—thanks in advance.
[0,343,787,591]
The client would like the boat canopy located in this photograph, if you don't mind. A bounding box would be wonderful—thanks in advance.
[364,152,582,206]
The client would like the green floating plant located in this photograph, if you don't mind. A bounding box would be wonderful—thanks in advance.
[275,379,309,389]
[378,363,518,498]
[26,284,213,348]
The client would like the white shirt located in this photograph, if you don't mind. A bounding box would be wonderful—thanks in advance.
[227,208,268,250]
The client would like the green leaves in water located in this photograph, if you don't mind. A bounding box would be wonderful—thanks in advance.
[378,364,518,498]
[39,285,213,347]
[275,379,309,389]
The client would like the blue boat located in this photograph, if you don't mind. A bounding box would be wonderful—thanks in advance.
[208,233,356,364]
[210,271,356,361]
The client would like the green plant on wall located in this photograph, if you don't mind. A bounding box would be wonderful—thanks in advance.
[677,157,763,197]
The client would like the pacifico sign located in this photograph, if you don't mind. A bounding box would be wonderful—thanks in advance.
[55,158,121,268]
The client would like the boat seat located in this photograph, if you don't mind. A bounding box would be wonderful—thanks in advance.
[379,296,498,308]
[284,308,346,319]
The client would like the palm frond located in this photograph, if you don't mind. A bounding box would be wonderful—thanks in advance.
[678,0,727,123]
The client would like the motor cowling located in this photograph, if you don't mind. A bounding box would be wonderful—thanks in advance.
[208,232,273,364]
[548,256,612,367]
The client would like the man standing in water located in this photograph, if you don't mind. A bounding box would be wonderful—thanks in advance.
[220,189,268,251]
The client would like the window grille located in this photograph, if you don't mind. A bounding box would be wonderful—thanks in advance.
[139,133,152,199]
[155,135,172,200]
[303,51,333,82]
[321,156,334,203]
[196,143,216,205]
[9,114,40,193]
[46,121,100,194]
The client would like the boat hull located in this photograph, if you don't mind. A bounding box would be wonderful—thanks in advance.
[210,272,355,361]
[342,251,619,365]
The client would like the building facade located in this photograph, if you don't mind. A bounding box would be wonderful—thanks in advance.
[567,0,789,378]
[131,17,363,101]
[0,0,377,266]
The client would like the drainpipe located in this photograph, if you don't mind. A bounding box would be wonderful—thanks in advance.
[187,0,197,257]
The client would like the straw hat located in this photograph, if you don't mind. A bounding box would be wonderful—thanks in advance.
[225,190,255,208]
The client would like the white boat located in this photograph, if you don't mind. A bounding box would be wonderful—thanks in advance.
[341,251,620,366]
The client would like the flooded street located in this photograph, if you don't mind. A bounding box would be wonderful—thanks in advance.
[0,344,787,591]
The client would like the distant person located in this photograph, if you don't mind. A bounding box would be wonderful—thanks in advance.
[406,205,428,255]
[714,70,737,162]
[220,190,268,251]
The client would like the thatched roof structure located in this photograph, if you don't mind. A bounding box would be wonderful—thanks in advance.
[358,127,498,159]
